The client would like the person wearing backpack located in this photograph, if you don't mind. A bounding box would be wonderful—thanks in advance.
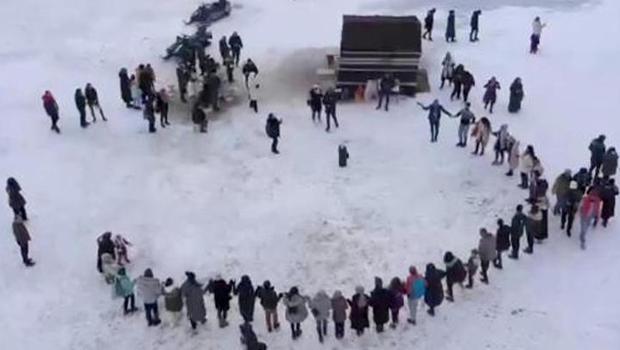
[404,266,425,324]
[443,251,466,302]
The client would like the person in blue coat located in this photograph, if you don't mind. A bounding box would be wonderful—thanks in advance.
[114,267,138,315]
[417,100,453,142]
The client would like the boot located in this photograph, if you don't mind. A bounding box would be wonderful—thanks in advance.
[523,247,533,254]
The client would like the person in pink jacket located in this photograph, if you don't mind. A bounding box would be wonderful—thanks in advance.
[579,188,601,250]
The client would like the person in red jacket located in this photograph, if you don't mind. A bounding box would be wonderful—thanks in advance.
[42,90,60,133]
[579,188,601,250]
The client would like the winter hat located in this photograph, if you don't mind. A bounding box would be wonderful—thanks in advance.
[263,280,272,289]
[443,251,455,263]
[471,248,479,256]
[165,278,173,287]
[118,267,126,276]
[185,271,196,281]
[374,277,383,288]
[409,265,418,275]
[289,286,299,296]
[355,285,364,294]
[144,268,153,278]
[563,169,572,176]
[479,228,488,236]
[333,290,343,298]
[569,181,578,190]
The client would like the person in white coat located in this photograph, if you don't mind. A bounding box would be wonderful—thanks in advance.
[519,145,536,189]
[248,77,261,114]
[309,290,331,343]
[530,17,546,54]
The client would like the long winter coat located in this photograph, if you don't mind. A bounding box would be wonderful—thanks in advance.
[369,286,392,325]
[526,210,543,238]
[12,219,30,246]
[309,291,331,322]
[331,293,348,323]
[602,150,618,177]
[511,212,527,237]
[283,294,309,324]
[181,279,207,322]
[496,224,511,251]
[600,183,618,220]
[75,90,86,111]
[164,285,183,312]
[119,69,132,103]
[478,232,497,261]
[348,294,370,330]
[508,79,524,112]
[235,278,256,322]
[589,139,606,164]
[520,152,534,174]
[424,266,445,308]
[472,119,491,146]
[266,116,281,138]
[552,173,572,199]
[509,140,520,171]
[446,13,456,38]
[309,88,323,111]
[208,279,233,311]
[135,276,162,304]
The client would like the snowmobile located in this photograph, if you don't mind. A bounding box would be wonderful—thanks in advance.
[185,0,232,26]
[163,25,212,62]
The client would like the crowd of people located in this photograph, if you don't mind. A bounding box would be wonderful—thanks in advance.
[8,5,615,350]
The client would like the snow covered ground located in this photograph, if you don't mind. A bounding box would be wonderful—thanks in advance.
[1,0,619,349]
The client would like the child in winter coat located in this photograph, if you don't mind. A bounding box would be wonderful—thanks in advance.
[465,249,480,288]
[331,291,348,338]
[114,234,132,266]
[163,278,183,327]
[309,290,331,343]
[388,277,405,328]
[114,267,137,315]
[405,266,425,324]
[424,263,445,316]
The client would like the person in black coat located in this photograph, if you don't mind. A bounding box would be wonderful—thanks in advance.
[219,36,230,62]
[573,167,592,193]
[96,232,115,273]
[461,69,476,102]
[228,32,243,66]
[6,177,27,220]
[494,219,511,268]
[207,276,235,327]
[176,65,190,103]
[234,275,256,323]
[242,59,259,87]
[192,104,208,133]
[369,277,392,333]
[422,8,436,40]
[266,113,282,154]
[562,181,583,237]
[74,88,88,128]
[509,205,527,259]
[348,286,370,336]
[443,252,466,302]
[155,89,170,128]
[470,10,481,42]
[376,74,395,112]
[424,263,445,316]
[256,280,282,332]
[338,144,349,168]
[323,88,339,132]
[85,83,107,122]
[119,68,136,108]
[450,64,464,100]
[446,10,456,42]
[600,178,618,227]
[143,98,157,133]
[417,100,453,143]
[589,135,606,178]
[508,78,524,113]
[308,85,323,122]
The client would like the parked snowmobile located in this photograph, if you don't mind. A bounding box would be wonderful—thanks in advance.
[186,0,232,26]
